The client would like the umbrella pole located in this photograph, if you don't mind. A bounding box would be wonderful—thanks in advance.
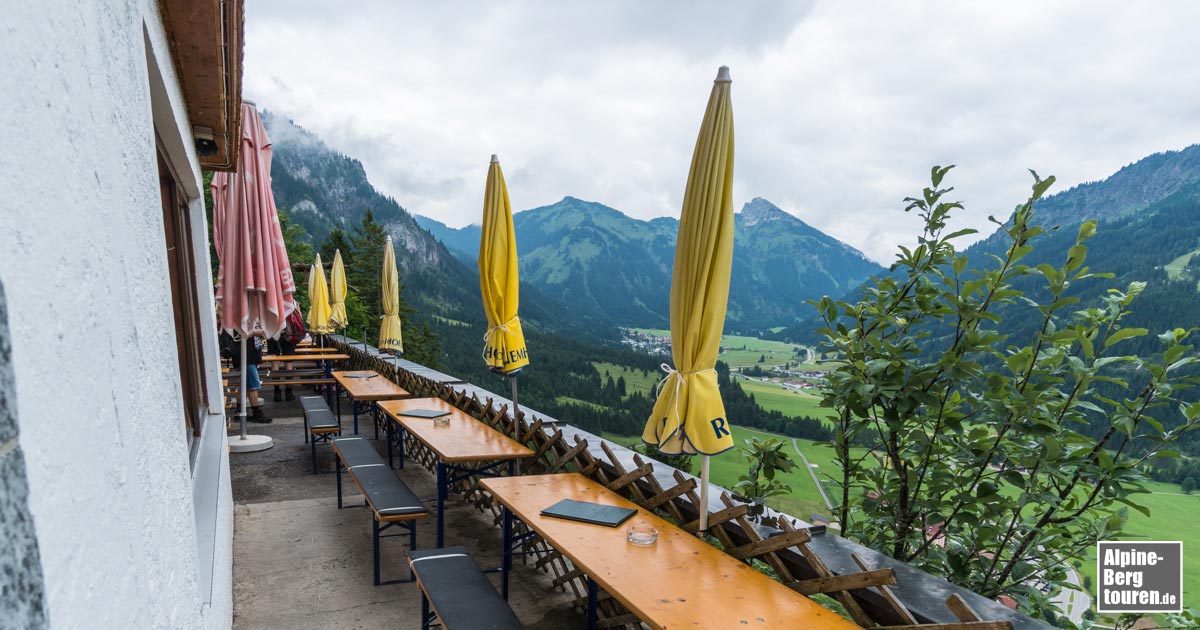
[509,375,520,440]
[239,336,249,440]
[699,455,711,534]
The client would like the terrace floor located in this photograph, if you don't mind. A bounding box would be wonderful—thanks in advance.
[229,393,583,629]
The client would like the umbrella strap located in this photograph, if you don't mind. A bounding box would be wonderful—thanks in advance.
[481,317,520,362]
[656,363,715,427]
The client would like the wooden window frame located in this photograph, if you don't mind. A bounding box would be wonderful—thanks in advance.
[157,143,208,443]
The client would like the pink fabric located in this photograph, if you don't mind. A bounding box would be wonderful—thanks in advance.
[213,104,297,339]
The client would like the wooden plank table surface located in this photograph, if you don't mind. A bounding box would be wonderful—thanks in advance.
[380,397,535,547]
[380,398,533,463]
[333,370,410,401]
[333,370,410,436]
[263,353,349,361]
[480,473,861,630]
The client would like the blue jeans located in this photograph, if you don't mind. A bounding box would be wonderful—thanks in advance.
[246,364,262,391]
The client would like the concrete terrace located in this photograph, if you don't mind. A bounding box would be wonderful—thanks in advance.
[229,395,582,629]
[227,340,1055,630]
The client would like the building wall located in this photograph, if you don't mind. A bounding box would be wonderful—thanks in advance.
[0,2,232,629]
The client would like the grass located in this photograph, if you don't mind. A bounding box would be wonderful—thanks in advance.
[1164,250,1197,281]
[430,314,471,327]
[555,395,607,411]
[628,328,817,370]
[592,361,660,396]
[737,378,834,422]
[604,424,841,523]
[1070,480,1200,610]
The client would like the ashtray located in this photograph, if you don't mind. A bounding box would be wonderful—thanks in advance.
[433,416,451,427]
[626,524,658,546]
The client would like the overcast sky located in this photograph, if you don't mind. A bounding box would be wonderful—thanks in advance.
[245,1,1200,263]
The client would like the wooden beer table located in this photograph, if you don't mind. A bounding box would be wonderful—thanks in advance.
[263,353,349,407]
[380,398,534,548]
[332,370,410,436]
[481,473,861,630]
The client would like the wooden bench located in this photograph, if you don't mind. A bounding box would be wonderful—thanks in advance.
[299,396,341,473]
[409,546,523,630]
[332,437,428,585]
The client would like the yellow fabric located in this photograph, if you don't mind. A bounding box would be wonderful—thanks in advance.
[329,249,348,328]
[307,254,334,334]
[643,69,735,456]
[478,157,529,374]
[379,235,404,354]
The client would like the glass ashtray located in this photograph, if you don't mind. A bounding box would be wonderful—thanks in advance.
[433,416,451,426]
[626,524,658,546]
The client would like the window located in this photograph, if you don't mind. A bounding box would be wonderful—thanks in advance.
[158,147,208,446]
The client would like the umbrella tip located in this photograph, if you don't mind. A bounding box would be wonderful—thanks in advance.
[715,66,731,83]
[490,154,499,163]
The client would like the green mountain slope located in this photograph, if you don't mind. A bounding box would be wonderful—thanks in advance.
[418,196,883,330]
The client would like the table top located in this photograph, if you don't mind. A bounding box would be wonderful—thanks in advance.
[293,346,337,353]
[480,474,860,630]
[379,398,535,463]
[332,370,410,401]
[263,353,350,362]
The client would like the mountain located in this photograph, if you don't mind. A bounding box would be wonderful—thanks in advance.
[418,196,883,330]
[263,110,452,274]
[262,110,618,340]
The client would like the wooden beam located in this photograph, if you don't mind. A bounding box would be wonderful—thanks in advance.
[788,568,897,595]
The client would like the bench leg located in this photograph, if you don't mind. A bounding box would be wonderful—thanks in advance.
[311,437,318,475]
[373,403,380,440]
[336,459,343,509]
[373,518,381,586]
[353,397,360,435]
[420,591,431,630]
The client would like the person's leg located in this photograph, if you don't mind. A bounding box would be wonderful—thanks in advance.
[247,364,272,423]
[284,360,295,400]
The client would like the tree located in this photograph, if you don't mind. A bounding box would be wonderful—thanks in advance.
[1183,476,1197,494]
[320,228,354,269]
[334,209,440,367]
[278,208,313,312]
[816,166,1200,614]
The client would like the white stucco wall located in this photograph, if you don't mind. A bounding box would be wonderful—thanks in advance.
[0,2,232,629]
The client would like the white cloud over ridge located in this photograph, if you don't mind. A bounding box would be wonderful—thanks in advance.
[245,1,1200,263]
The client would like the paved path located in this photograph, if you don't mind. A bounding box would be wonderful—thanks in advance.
[1051,564,1091,624]
[231,396,581,630]
[791,438,834,512]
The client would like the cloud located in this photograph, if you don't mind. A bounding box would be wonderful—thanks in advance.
[244,0,1200,263]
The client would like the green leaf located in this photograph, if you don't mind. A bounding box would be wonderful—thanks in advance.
[1104,328,1147,349]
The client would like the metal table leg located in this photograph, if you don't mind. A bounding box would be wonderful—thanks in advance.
[436,462,447,547]
[501,506,513,600]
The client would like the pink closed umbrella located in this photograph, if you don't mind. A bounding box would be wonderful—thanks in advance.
[213,101,297,446]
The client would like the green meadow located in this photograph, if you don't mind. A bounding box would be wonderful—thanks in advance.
[592,361,660,396]
[737,378,834,422]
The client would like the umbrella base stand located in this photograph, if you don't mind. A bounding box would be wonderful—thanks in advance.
[229,434,273,453]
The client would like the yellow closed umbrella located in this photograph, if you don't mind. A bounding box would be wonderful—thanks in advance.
[379,236,404,354]
[329,249,348,328]
[307,253,334,335]
[642,66,736,532]
[479,154,529,422]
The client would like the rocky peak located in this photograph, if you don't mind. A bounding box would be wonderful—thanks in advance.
[739,197,794,226]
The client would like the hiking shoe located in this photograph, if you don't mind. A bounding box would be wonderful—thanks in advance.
[250,407,273,424]
[273,388,283,402]
[285,388,295,401]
